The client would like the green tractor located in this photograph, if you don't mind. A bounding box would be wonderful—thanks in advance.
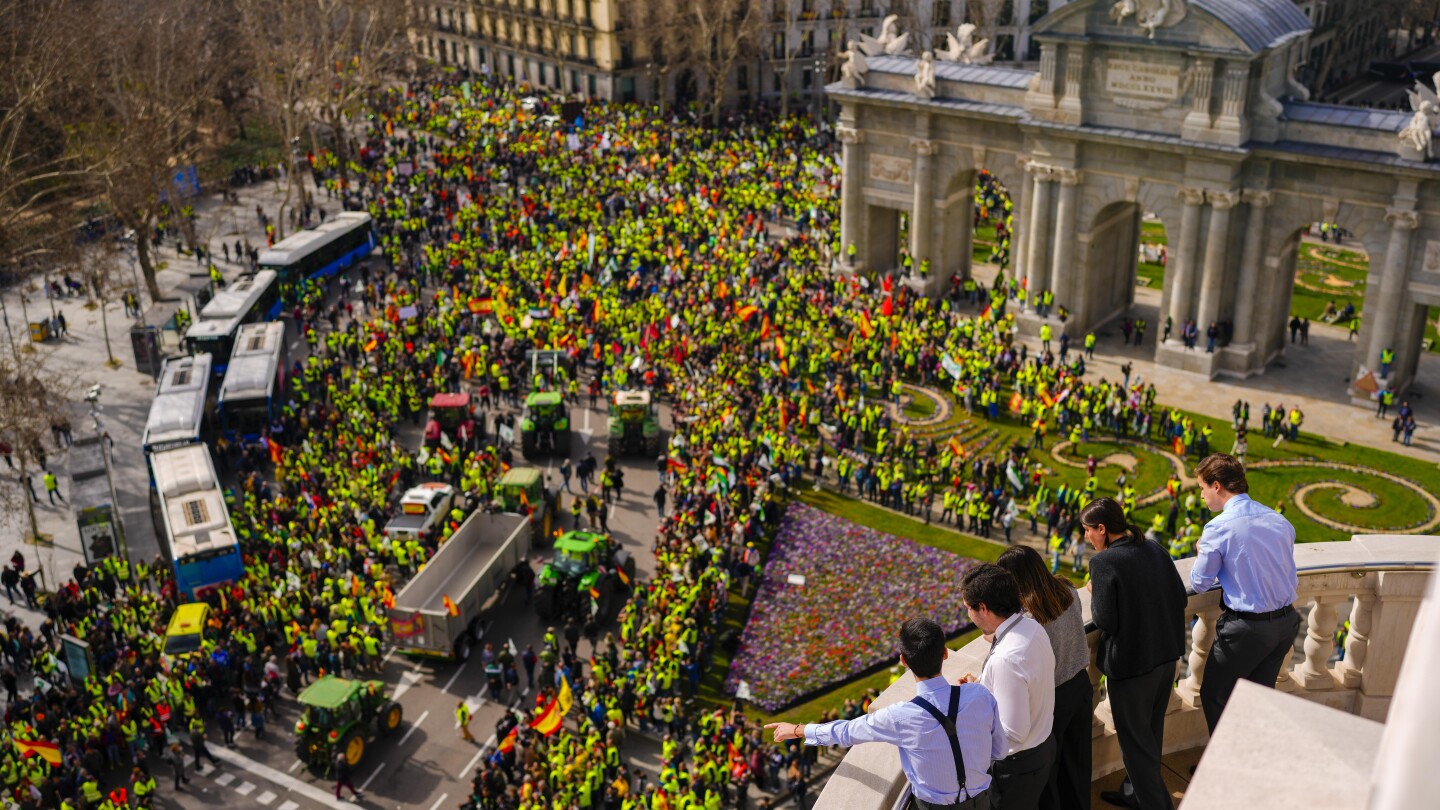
[534,531,636,622]
[494,466,555,544]
[607,390,661,457]
[293,676,403,774]
[520,391,570,458]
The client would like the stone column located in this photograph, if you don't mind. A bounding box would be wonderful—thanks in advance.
[837,125,865,270]
[1166,187,1207,338]
[1057,47,1085,121]
[1214,63,1250,138]
[910,138,938,275]
[1367,206,1420,375]
[1025,166,1055,306]
[1195,189,1239,333]
[1230,189,1273,346]
[1049,169,1081,312]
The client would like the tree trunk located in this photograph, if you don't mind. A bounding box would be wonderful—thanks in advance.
[101,294,115,367]
[135,230,163,301]
[18,454,38,544]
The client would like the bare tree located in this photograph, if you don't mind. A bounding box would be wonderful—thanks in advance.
[0,348,72,565]
[966,0,1008,58]
[690,0,765,124]
[636,0,690,115]
[58,0,225,302]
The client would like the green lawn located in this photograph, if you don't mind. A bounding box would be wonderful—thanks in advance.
[902,394,937,420]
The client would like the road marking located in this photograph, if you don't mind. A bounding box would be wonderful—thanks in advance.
[236,781,256,796]
[214,772,235,786]
[277,802,299,810]
[287,760,302,774]
[209,745,362,810]
[360,761,386,791]
[392,668,426,701]
[460,734,494,776]
[584,408,591,433]
[256,789,277,805]
[441,661,469,693]
[382,648,397,664]
[398,710,429,745]
[426,794,450,810]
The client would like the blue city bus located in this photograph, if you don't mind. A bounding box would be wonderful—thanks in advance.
[217,320,287,443]
[148,443,245,599]
[183,270,279,376]
[259,211,376,307]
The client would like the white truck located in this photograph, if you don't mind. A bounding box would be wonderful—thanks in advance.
[384,482,456,543]
[386,511,531,660]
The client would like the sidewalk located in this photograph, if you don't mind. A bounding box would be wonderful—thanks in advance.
[0,170,333,627]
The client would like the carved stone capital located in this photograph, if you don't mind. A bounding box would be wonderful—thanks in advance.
[1241,189,1274,207]
[912,138,939,156]
[1054,169,1082,187]
[1207,189,1241,210]
[1177,186,1207,206]
[1386,207,1421,231]
[836,126,864,145]
[1026,161,1055,178]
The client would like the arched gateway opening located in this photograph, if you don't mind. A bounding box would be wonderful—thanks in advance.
[828,0,1440,403]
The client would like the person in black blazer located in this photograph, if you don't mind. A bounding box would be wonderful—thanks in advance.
[1082,498,1187,810]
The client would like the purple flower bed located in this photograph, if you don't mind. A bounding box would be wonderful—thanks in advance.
[725,503,978,711]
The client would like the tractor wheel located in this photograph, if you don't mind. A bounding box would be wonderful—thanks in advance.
[535,585,558,620]
[594,574,618,622]
[341,730,366,767]
[556,429,571,455]
[644,435,660,457]
[294,739,314,770]
[607,437,621,456]
[454,636,471,662]
[377,701,404,736]
[521,433,537,459]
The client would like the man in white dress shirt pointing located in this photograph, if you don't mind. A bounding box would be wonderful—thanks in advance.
[767,618,1004,809]
[958,564,1056,810]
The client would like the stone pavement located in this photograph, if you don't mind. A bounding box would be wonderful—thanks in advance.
[0,169,334,628]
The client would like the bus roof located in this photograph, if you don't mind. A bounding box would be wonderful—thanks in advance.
[150,444,236,559]
[197,271,277,320]
[219,321,284,403]
[258,212,373,267]
[143,353,212,450]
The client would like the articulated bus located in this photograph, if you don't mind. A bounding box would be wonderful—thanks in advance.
[142,353,213,456]
[218,320,288,443]
[149,443,245,599]
[259,211,376,304]
[182,270,279,375]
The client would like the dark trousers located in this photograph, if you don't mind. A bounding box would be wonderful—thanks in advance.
[1106,662,1174,810]
[915,791,991,810]
[1043,670,1093,810]
[1200,607,1300,733]
[990,734,1055,810]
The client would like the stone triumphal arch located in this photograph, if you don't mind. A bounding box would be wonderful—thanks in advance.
[829,0,1440,398]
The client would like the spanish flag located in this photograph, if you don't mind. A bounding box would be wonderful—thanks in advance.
[364,337,379,352]
[443,594,459,617]
[774,335,786,360]
[14,740,61,767]
[666,458,688,475]
[531,697,563,736]
[735,304,759,323]
[266,437,284,465]
[855,310,875,339]
[497,725,518,754]
[468,297,493,314]
[948,436,966,459]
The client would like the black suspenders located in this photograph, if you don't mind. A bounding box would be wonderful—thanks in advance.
[910,685,968,801]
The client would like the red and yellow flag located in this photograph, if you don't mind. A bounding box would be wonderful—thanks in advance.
[948,436,966,459]
[855,310,875,339]
[14,740,61,767]
[442,594,459,617]
[735,304,759,322]
[531,698,563,736]
[497,725,518,753]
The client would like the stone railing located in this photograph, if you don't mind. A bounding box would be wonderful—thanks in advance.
[813,535,1438,810]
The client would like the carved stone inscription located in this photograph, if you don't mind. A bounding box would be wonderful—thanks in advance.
[1107,59,1181,101]
[868,153,913,184]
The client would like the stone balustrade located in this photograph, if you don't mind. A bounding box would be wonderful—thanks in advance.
[813,535,1438,810]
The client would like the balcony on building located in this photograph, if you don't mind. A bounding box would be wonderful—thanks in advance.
[812,535,1440,810]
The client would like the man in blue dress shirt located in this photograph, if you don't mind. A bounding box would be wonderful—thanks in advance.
[1190,454,1301,733]
[767,618,1005,810]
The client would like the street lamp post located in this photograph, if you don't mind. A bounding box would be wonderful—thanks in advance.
[813,53,827,120]
[86,386,129,564]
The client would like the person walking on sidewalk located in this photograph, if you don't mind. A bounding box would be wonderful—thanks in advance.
[43,471,63,505]
[188,717,221,773]
[165,743,191,791]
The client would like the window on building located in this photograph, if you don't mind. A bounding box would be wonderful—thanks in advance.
[620,42,633,68]
[935,1,952,27]
[803,68,813,88]
[773,71,782,93]
[621,76,636,102]
[860,0,875,16]
[802,30,814,57]
[588,74,597,97]
[572,69,580,91]
[737,64,749,90]
[774,31,786,59]
[586,35,594,58]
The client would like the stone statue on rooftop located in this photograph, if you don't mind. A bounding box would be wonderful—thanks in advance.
[858,14,912,57]
[1110,0,1188,39]
[914,51,936,99]
[840,41,868,89]
[936,24,992,66]
[1400,77,1440,159]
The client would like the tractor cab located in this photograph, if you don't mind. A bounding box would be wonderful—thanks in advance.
[425,392,480,448]
[520,391,570,457]
[607,390,661,456]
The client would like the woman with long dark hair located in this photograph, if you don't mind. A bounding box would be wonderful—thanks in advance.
[997,545,1091,810]
[1080,497,1186,810]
